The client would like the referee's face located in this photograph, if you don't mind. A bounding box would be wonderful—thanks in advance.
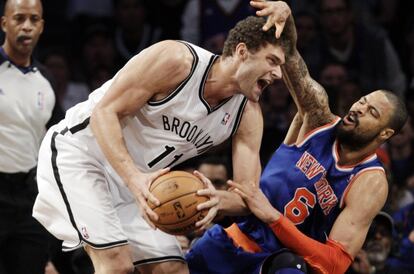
[1,0,44,58]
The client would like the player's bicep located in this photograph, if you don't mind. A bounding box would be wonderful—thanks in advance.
[95,41,192,118]
[232,101,263,183]
[328,171,388,256]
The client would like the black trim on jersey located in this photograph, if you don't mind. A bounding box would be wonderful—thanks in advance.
[0,47,36,74]
[198,55,232,114]
[147,41,199,106]
[50,131,83,246]
[82,239,128,249]
[59,117,90,136]
[230,97,248,136]
[69,117,90,134]
[133,256,185,266]
[51,130,129,250]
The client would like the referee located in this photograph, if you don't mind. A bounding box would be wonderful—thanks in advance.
[0,0,61,273]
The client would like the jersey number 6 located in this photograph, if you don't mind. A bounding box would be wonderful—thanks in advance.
[284,188,316,224]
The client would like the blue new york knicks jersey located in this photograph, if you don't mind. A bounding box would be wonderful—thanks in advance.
[236,118,384,252]
[187,118,384,274]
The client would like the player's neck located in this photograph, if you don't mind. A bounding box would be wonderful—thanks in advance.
[336,141,377,166]
[204,57,238,107]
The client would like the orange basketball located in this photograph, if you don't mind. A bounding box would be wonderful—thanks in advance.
[148,171,208,235]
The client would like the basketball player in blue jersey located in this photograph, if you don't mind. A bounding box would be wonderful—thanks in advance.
[186,1,408,274]
[33,16,290,274]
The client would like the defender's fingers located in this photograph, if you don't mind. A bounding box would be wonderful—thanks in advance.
[227,180,243,189]
[275,21,286,38]
[196,188,214,197]
[232,187,248,199]
[195,208,217,228]
[256,6,274,18]
[250,0,267,9]
[262,18,275,32]
[196,199,218,211]
[193,170,210,185]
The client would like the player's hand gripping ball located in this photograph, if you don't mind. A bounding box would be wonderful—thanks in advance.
[148,171,209,235]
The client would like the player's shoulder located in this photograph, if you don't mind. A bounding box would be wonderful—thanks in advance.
[346,168,388,205]
[144,40,194,74]
[354,168,387,186]
[147,40,193,63]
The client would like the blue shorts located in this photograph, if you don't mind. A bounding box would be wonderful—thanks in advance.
[186,224,270,274]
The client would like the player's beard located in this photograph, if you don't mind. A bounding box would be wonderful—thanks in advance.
[336,122,380,150]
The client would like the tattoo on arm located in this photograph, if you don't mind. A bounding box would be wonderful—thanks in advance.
[281,21,333,126]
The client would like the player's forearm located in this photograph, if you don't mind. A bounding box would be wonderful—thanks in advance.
[282,51,328,112]
[217,190,250,216]
[90,108,140,186]
[269,216,353,274]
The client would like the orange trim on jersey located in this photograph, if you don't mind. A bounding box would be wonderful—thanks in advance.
[340,167,385,208]
[296,117,341,147]
[333,141,378,170]
[225,223,262,253]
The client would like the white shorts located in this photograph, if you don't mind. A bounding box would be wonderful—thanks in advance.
[33,121,185,266]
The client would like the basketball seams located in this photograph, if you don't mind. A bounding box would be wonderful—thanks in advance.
[149,174,204,191]
[150,190,199,210]
[158,211,206,227]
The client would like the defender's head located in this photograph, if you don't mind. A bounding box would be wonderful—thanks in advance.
[337,90,408,149]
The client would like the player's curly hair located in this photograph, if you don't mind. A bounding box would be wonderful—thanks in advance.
[222,16,287,57]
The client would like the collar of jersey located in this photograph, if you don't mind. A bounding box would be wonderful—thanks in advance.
[0,47,36,74]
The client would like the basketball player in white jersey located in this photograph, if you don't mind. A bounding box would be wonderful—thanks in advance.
[33,16,289,274]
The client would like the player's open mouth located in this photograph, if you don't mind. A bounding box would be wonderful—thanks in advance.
[343,113,357,126]
[257,79,270,91]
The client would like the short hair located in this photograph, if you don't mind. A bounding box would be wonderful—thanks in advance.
[3,0,43,16]
[222,16,286,57]
[381,90,408,133]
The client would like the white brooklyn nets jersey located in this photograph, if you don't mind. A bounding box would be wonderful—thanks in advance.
[63,41,247,173]
[34,42,248,262]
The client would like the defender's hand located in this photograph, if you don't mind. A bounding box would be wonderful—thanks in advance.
[127,168,170,229]
[250,0,291,38]
[228,180,280,224]
[193,170,219,231]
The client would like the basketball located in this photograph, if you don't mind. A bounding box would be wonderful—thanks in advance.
[148,171,209,235]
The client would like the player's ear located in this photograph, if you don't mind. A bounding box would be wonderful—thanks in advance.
[235,43,248,61]
[379,128,394,141]
[1,16,7,33]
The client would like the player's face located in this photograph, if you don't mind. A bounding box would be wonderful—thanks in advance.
[337,90,393,148]
[1,0,44,58]
[237,43,285,102]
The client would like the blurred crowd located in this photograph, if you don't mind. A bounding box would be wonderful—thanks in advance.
[1,0,413,273]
